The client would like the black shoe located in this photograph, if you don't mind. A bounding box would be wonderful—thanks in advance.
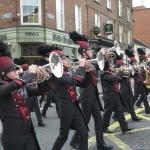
[135,104,143,108]
[42,115,47,118]
[122,127,134,134]
[103,128,113,133]
[145,111,150,114]
[97,144,114,150]
[49,105,53,107]
[132,117,142,121]
[70,142,79,149]
[38,122,46,127]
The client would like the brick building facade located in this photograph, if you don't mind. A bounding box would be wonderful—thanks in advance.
[0,0,133,63]
[133,6,150,46]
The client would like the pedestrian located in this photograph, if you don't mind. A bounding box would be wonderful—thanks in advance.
[37,44,90,150]
[69,31,113,150]
[0,41,51,150]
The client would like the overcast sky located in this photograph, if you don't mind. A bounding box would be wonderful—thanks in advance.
[132,0,150,8]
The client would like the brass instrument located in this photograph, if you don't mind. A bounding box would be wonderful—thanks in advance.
[144,62,150,89]
[115,67,132,77]
[28,52,63,84]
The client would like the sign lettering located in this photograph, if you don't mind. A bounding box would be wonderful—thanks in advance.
[25,32,39,36]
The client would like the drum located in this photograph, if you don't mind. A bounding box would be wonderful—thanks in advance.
[0,119,3,138]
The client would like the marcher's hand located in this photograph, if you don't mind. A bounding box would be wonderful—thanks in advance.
[79,58,86,67]
[119,66,125,72]
[144,80,149,84]
[28,65,37,74]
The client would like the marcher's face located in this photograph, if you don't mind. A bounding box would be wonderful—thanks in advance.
[5,68,19,80]
[83,49,93,58]
[62,57,70,68]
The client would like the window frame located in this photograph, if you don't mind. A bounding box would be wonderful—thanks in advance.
[107,0,111,10]
[20,0,42,25]
[119,25,123,43]
[119,0,122,17]
[75,4,82,34]
[95,12,100,36]
[127,7,130,22]
[56,0,65,30]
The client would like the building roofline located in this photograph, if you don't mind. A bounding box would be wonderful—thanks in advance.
[134,39,150,48]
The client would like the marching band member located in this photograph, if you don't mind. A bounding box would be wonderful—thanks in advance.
[116,49,142,121]
[133,48,150,113]
[69,31,113,150]
[37,57,59,117]
[0,42,51,150]
[100,51,134,134]
[37,44,90,150]
[14,57,46,127]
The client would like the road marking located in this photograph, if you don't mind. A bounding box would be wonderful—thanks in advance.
[106,135,132,150]
[88,105,145,149]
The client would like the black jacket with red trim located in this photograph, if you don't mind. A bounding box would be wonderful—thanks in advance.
[0,73,51,121]
[101,70,124,93]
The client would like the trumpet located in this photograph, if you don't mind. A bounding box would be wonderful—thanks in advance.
[115,67,132,77]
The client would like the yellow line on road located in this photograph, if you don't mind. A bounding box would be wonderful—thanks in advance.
[107,135,132,150]
[88,105,145,149]
[136,114,150,121]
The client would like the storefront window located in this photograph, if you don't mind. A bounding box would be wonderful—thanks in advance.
[63,47,76,61]
[21,44,39,56]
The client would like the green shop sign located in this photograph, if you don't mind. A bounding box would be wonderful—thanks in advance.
[104,24,113,35]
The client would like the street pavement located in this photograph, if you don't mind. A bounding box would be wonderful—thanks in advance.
[1,80,150,150]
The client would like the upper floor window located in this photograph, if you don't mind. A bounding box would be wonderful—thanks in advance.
[75,4,82,34]
[127,30,131,45]
[95,0,100,3]
[20,0,41,25]
[56,0,64,30]
[119,25,123,43]
[107,19,112,40]
[95,12,100,35]
[107,0,111,10]
[119,0,122,17]
[127,7,130,22]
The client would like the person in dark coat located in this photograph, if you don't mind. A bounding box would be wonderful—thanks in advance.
[69,31,113,150]
[132,48,150,113]
[0,42,51,150]
[100,53,134,134]
[114,49,142,122]
[37,44,90,150]
[37,57,59,118]
[14,57,46,127]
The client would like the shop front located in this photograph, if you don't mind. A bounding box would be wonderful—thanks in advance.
[0,27,79,64]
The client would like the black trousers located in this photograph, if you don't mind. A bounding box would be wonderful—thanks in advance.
[71,96,104,147]
[134,85,150,112]
[51,100,88,150]
[103,92,128,130]
[42,90,59,117]
[1,117,40,150]
[27,96,43,124]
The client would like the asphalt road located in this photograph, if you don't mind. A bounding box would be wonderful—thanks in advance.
[1,95,150,150]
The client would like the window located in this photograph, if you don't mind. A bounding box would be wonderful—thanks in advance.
[63,47,76,61]
[127,7,130,22]
[127,30,131,45]
[119,25,123,43]
[119,0,122,17]
[56,0,64,30]
[20,0,41,25]
[107,0,111,10]
[95,12,100,35]
[107,19,112,40]
[95,0,100,2]
[75,4,82,33]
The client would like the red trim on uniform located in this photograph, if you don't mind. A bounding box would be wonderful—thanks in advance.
[14,80,23,87]
[73,77,83,82]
